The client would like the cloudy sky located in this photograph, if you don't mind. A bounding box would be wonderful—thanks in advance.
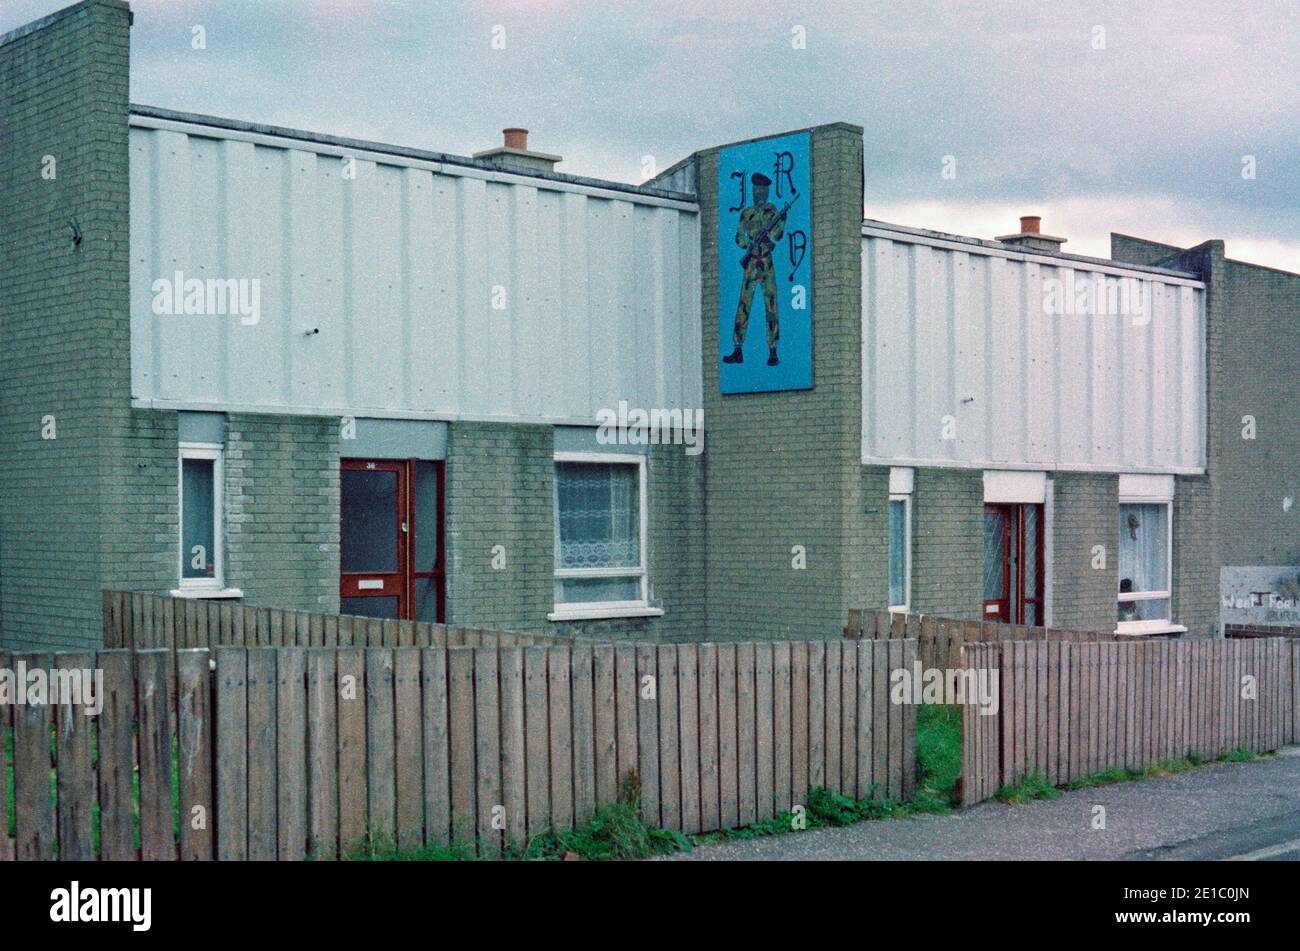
[6,0,1298,270]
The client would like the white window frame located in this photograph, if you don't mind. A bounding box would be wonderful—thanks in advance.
[549,451,660,622]
[1115,488,1182,636]
[888,493,912,613]
[174,442,239,599]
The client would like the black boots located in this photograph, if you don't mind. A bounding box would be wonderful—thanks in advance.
[723,345,778,366]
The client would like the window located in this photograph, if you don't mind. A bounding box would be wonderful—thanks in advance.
[888,494,911,611]
[1117,501,1172,630]
[178,443,224,593]
[551,452,657,621]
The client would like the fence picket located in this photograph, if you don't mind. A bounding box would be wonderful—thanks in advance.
[592,645,618,810]
[177,650,215,861]
[754,643,774,822]
[546,647,573,835]
[53,652,96,861]
[393,647,425,852]
[476,647,503,856]
[571,646,597,827]
[137,650,176,861]
[607,645,634,805]
[215,649,248,860]
[677,645,701,834]
[698,645,721,831]
[306,649,339,859]
[635,644,660,827]
[717,643,739,829]
[791,642,809,804]
[772,643,793,811]
[736,643,757,826]
[498,647,526,848]
[823,641,841,795]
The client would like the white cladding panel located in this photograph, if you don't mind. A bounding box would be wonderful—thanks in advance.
[129,121,702,422]
[861,232,1206,474]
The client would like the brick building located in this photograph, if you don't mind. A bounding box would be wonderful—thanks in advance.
[1,0,1294,651]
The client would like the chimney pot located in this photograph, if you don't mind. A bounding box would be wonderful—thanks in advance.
[1020,215,1041,234]
[473,128,561,173]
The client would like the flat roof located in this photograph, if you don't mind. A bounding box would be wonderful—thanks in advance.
[130,104,699,206]
[863,217,1204,283]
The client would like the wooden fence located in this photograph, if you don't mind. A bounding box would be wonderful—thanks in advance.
[103,590,571,651]
[0,638,918,860]
[961,638,1300,806]
[845,609,1118,676]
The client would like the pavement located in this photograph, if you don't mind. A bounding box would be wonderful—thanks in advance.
[665,747,1300,861]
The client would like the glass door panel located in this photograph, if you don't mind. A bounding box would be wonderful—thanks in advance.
[340,461,407,618]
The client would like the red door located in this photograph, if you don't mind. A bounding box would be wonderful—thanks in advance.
[983,503,1044,625]
[340,459,444,622]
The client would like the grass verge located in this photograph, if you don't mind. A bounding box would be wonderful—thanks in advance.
[993,748,1269,804]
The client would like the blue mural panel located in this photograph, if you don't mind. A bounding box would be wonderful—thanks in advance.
[717,131,813,393]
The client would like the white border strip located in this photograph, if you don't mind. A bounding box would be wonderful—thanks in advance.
[862,224,1205,288]
[130,114,699,213]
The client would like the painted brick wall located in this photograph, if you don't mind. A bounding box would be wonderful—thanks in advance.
[1216,261,1299,566]
[0,0,146,650]
[698,124,876,642]
[909,467,983,620]
[444,422,554,631]
[444,422,706,640]
[1051,473,1118,632]
[223,413,340,612]
[1173,474,1217,637]
[1112,234,1299,633]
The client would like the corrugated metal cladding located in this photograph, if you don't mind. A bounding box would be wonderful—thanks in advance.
[862,228,1207,474]
[129,119,702,423]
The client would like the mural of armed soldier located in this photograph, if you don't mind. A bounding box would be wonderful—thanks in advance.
[722,172,790,367]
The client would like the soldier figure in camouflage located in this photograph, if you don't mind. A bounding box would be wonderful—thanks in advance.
[723,172,785,367]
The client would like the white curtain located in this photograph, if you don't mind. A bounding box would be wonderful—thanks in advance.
[556,462,640,570]
[1118,503,1168,594]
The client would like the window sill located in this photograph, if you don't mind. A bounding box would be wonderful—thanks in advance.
[548,606,664,623]
[888,605,910,614]
[170,587,244,601]
[1115,621,1187,637]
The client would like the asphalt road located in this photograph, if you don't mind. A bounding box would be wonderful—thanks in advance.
[666,746,1300,861]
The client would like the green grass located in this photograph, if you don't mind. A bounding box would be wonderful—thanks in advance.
[994,749,1269,803]
[347,775,690,862]
[994,772,1062,804]
[913,703,962,812]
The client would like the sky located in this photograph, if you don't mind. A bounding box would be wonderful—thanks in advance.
[5,0,1298,270]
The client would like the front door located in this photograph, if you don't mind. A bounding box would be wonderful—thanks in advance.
[340,459,444,622]
[982,503,1043,625]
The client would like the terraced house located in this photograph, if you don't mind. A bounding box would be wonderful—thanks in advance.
[1,0,1295,652]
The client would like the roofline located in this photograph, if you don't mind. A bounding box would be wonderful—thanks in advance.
[128,104,699,206]
[863,217,1203,283]
[1223,255,1300,280]
[1111,231,1300,280]
[0,0,130,49]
